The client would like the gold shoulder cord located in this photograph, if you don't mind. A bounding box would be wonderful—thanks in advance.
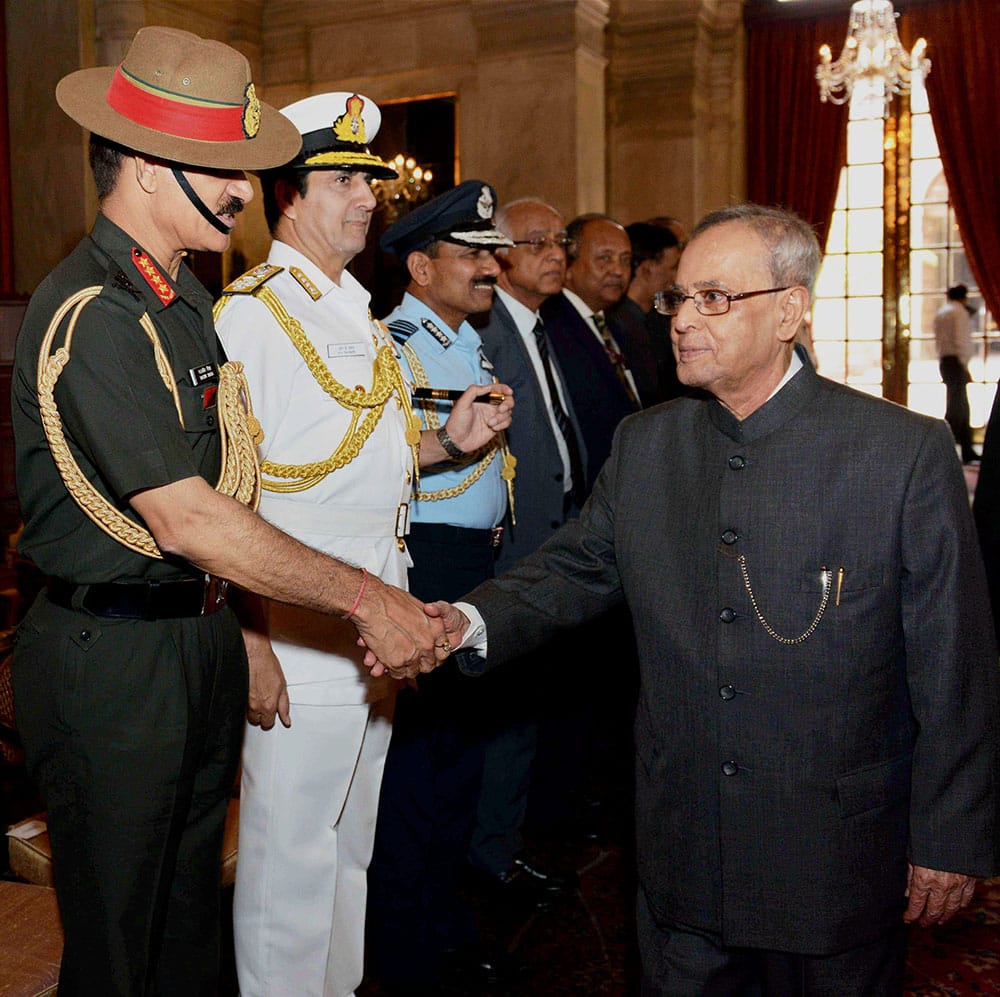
[213,288,422,493]
[37,286,263,559]
[402,342,516,520]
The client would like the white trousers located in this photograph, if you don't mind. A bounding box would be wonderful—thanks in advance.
[234,698,394,997]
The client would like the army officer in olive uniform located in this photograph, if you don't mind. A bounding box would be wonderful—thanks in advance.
[11,27,449,995]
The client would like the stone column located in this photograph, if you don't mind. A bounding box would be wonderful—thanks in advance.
[607,0,744,231]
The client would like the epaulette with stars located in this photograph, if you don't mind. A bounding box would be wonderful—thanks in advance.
[289,266,322,301]
[221,263,284,296]
[420,317,452,348]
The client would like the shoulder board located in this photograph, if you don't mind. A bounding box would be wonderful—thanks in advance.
[387,318,419,344]
[289,266,322,301]
[221,263,284,296]
[421,317,452,349]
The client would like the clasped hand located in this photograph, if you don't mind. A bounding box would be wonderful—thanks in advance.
[360,599,470,676]
[351,575,453,679]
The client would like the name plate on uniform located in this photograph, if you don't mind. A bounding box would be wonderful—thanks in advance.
[188,362,219,386]
[327,342,368,359]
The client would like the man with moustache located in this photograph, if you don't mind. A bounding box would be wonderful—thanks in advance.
[367,180,519,991]
[214,96,511,996]
[11,30,453,994]
[427,204,999,996]
[608,221,684,405]
[541,213,641,491]
[465,197,586,903]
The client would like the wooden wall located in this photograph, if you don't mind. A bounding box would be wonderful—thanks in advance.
[5,0,746,296]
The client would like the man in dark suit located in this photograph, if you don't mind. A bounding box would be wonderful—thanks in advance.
[608,221,684,405]
[467,197,587,902]
[480,198,586,563]
[541,213,641,490]
[425,203,1000,995]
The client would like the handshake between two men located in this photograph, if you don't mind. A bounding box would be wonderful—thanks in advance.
[362,600,473,680]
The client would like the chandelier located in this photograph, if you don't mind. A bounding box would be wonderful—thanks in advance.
[373,155,434,222]
[816,0,930,117]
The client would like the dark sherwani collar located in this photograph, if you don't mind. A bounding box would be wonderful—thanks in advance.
[708,345,819,444]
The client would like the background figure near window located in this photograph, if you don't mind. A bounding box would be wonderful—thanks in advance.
[932,284,978,464]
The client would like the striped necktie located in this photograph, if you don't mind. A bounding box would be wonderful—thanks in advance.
[592,311,641,409]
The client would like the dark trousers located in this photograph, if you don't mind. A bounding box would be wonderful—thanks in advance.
[637,887,907,997]
[366,524,496,986]
[939,355,976,460]
[12,594,247,996]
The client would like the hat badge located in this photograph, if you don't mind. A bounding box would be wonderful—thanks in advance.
[242,82,261,139]
[333,93,366,146]
[477,185,494,220]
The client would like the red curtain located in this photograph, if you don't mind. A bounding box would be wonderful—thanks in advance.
[908,0,1000,323]
[746,13,850,247]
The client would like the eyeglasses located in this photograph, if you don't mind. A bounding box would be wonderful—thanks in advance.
[654,286,791,317]
[510,234,570,254]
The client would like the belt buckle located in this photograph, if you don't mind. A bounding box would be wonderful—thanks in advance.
[202,574,229,616]
[490,526,504,548]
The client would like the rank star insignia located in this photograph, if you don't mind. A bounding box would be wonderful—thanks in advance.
[131,247,175,305]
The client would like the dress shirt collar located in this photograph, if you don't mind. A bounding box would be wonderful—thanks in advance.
[562,287,600,327]
[495,286,540,337]
[767,349,803,403]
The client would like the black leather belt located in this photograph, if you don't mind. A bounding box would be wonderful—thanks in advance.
[47,574,229,620]
[408,522,504,548]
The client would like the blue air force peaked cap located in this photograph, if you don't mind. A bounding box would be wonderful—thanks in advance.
[380,179,515,260]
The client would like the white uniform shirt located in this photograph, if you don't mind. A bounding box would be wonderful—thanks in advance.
[216,241,412,704]
[933,299,975,363]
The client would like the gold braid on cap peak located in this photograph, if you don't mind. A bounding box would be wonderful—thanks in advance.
[213,285,421,493]
[37,287,262,558]
[303,150,391,169]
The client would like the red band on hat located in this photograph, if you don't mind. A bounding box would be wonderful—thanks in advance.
[106,66,247,142]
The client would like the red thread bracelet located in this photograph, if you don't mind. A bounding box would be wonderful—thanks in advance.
[343,568,368,620]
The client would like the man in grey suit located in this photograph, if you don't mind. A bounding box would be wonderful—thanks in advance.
[467,197,587,900]
[421,204,1000,995]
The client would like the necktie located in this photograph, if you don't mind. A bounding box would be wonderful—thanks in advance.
[534,318,586,504]
[592,311,641,409]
